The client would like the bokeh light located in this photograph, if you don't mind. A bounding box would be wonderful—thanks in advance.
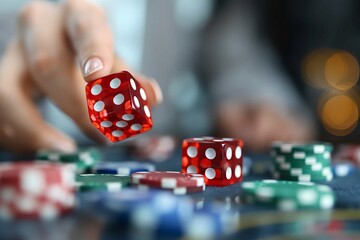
[302,49,335,89]
[303,49,359,91]
[320,92,359,136]
[324,51,359,90]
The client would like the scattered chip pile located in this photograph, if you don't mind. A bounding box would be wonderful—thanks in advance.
[1,137,340,232]
[76,174,131,192]
[36,148,101,174]
[131,171,206,195]
[0,162,75,220]
[241,180,335,211]
[271,143,333,182]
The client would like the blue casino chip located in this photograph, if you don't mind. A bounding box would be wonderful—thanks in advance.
[243,156,253,176]
[93,161,155,175]
[184,203,239,238]
[332,162,356,177]
[131,197,238,238]
[131,193,195,237]
[77,189,160,222]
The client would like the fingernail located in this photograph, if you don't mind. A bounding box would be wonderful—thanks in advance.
[83,57,103,77]
[149,79,163,104]
[51,140,77,153]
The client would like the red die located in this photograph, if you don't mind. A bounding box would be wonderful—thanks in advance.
[181,137,243,186]
[85,71,152,142]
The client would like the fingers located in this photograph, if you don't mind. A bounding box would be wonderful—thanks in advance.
[17,0,161,146]
[0,40,76,153]
[64,0,163,106]
[17,1,109,144]
[64,0,114,81]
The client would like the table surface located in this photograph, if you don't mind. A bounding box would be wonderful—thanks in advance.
[1,146,360,240]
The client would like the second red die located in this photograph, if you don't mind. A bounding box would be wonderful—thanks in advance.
[181,137,244,186]
[85,71,153,142]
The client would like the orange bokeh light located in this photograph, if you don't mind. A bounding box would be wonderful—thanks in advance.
[302,49,335,89]
[321,93,359,136]
[324,52,359,90]
[303,49,359,91]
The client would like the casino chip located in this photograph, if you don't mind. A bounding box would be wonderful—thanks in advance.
[131,194,237,238]
[131,192,195,237]
[0,161,75,220]
[185,204,239,239]
[36,147,101,174]
[332,162,356,177]
[77,188,162,224]
[271,142,333,182]
[333,144,360,166]
[93,161,155,175]
[241,180,335,211]
[76,174,130,192]
[272,142,333,154]
[136,184,206,195]
[131,171,205,195]
[243,156,253,176]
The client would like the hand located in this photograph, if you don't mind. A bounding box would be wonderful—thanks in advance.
[0,0,162,153]
[215,101,315,151]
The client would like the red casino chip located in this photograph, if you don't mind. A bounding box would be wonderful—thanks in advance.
[333,144,360,166]
[135,183,206,195]
[131,171,205,189]
[0,161,75,220]
[0,194,74,220]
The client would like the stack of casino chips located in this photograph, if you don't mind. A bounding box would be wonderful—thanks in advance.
[271,142,333,182]
[0,162,75,220]
[131,171,206,195]
[36,148,101,174]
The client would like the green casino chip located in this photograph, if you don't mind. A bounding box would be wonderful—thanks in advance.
[273,163,332,175]
[36,147,101,163]
[36,147,102,173]
[272,171,333,182]
[273,155,331,171]
[272,164,333,182]
[77,183,125,192]
[273,163,331,172]
[241,180,335,211]
[271,142,333,155]
[76,174,131,192]
[76,174,131,184]
[271,150,331,162]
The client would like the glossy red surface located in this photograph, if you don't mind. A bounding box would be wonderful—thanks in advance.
[182,137,244,186]
[85,71,152,142]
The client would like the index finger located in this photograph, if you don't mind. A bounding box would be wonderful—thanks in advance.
[64,0,163,106]
[64,0,114,81]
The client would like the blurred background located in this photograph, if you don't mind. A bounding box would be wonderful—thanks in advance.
[1,0,360,149]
